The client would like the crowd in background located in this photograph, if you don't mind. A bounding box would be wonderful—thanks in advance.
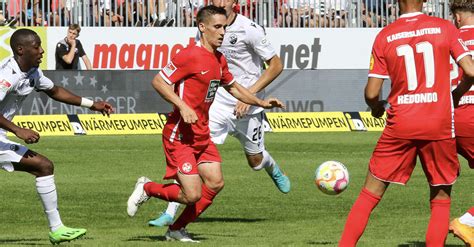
[0,0,450,28]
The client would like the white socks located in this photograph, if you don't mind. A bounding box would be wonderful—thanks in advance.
[165,201,180,218]
[159,12,166,21]
[459,212,474,227]
[36,175,63,232]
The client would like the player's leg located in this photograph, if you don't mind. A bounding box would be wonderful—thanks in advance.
[450,137,474,245]
[10,146,86,244]
[339,134,417,246]
[166,142,223,242]
[148,179,181,227]
[234,112,290,193]
[128,139,202,216]
[419,138,459,246]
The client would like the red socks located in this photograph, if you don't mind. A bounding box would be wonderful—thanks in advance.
[144,182,180,202]
[426,199,451,247]
[468,207,474,215]
[170,184,218,231]
[339,188,381,247]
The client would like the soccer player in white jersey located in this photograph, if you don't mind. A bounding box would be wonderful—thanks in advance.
[148,0,290,227]
[0,29,113,244]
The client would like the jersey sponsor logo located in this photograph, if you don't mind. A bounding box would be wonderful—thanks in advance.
[162,62,177,77]
[0,79,12,92]
[181,162,192,174]
[229,34,238,45]
[205,80,220,102]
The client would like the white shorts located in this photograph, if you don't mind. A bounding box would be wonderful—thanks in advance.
[209,108,265,155]
[0,137,28,172]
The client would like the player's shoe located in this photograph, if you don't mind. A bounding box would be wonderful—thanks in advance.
[165,228,200,243]
[49,226,87,245]
[450,218,474,246]
[269,164,291,194]
[127,176,151,217]
[148,212,174,227]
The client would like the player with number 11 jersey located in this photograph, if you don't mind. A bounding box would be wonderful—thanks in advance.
[369,13,470,140]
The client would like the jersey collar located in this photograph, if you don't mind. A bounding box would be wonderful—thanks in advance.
[461,25,474,29]
[399,12,424,18]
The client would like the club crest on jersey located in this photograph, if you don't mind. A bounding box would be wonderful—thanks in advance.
[205,80,220,102]
[181,162,193,174]
[162,62,177,77]
[229,34,238,45]
[0,79,12,92]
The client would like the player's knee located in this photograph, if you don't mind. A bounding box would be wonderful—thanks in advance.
[37,158,54,176]
[247,153,264,170]
[183,192,201,204]
[206,180,224,193]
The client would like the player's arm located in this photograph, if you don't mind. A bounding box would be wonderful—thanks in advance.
[61,40,76,64]
[454,55,474,107]
[365,77,385,118]
[225,82,285,109]
[0,115,39,144]
[234,55,283,117]
[151,74,197,124]
[248,55,283,94]
[44,85,113,116]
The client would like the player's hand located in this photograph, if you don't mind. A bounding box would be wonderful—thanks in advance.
[371,100,386,118]
[234,101,251,118]
[260,97,285,109]
[15,128,40,144]
[91,101,114,116]
[66,38,76,47]
[180,105,198,124]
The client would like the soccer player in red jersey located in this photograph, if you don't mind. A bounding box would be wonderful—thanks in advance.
[449,1,474,246]
[339,0,474,246]
[126,5,284,243]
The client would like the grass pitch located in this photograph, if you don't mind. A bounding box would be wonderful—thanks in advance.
[0,132,471,246]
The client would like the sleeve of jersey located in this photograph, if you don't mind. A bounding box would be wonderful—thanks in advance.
[158,51,191,85]
[368,36,389,79]
[36,70,55,90]
[247,24,277,61]
[77,41,86,57]
[55,43,67,57]
[220,58,235,86]
[449,25,470,62]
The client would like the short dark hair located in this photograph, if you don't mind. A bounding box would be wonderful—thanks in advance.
[451,0,474,14]
[69,23,81,33]
[10,29,39,55]
[196,5,226,25]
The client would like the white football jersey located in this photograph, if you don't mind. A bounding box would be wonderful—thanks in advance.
[0,57,54,136]
[198,14,277,114]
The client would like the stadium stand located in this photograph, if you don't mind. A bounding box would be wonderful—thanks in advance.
[0,0,450,28]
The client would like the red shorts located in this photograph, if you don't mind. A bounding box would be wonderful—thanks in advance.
[369,133,459,186]
[162,136,221,180]
[456,136,474,169]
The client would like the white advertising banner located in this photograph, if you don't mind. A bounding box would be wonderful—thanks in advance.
[46,27,380,70]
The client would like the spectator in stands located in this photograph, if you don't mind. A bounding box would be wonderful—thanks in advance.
[181,0,205,26]
[325,0,346,27]
[55,24,92,70]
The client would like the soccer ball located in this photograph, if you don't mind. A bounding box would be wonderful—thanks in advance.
[314,161,349,195]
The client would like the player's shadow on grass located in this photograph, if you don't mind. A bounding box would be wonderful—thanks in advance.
[196,217,266,223]
[0,238,49,245]
[398,241,464,247]
[126,234,207,242]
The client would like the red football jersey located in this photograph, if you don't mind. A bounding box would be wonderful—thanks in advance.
[452,26,474,137]
[369,12,470,140]
[159,43,235,146]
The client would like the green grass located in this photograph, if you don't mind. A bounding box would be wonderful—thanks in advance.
[0,132,471,246]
